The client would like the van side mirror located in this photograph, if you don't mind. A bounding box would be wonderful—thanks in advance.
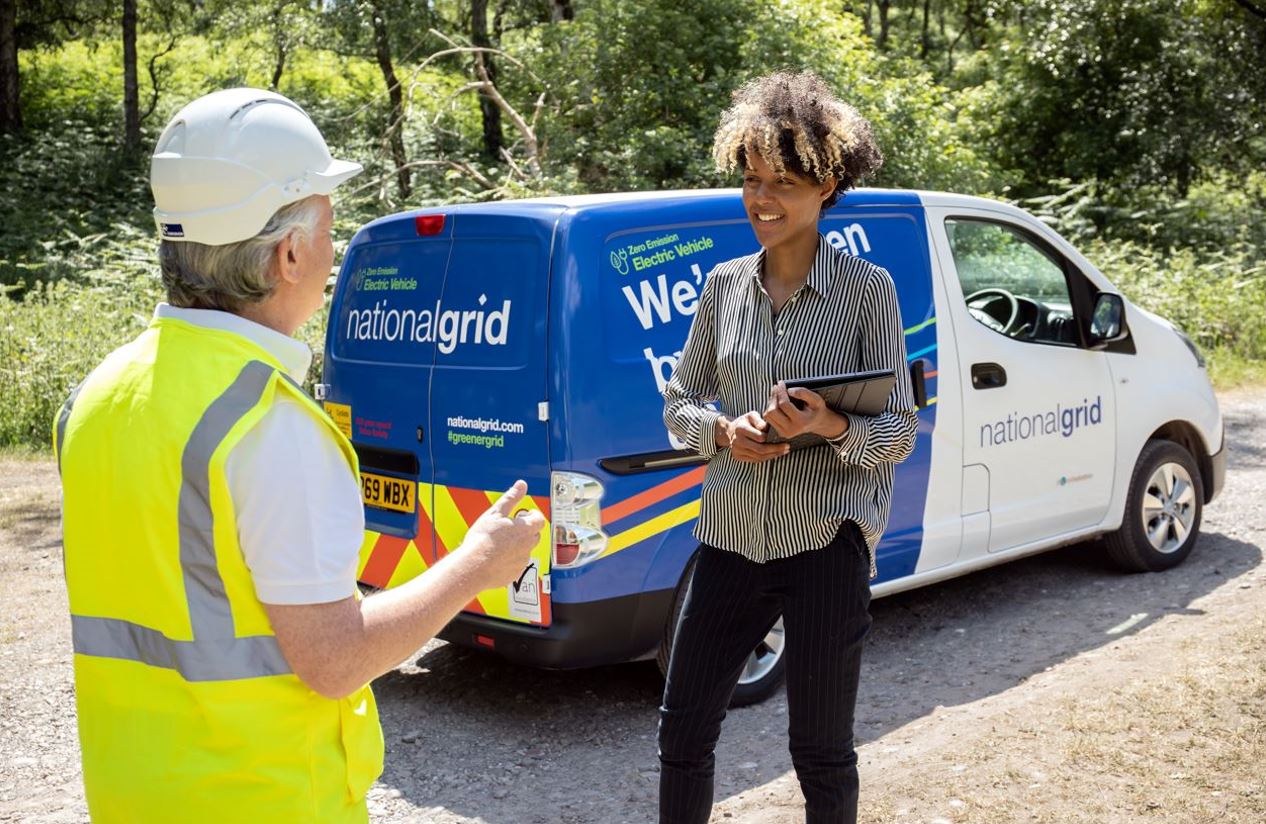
[1088,292,1128,349]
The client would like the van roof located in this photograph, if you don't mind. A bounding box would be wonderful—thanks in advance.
[490,187,924,209]
[350,188,1023,241]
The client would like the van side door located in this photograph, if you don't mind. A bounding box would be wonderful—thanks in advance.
[927,207,1117,554]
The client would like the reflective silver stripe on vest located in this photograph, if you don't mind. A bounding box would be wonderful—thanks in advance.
[178,360,275,640]
[71,360,292,681]
[55,381,84,475]
[71,614,291,682]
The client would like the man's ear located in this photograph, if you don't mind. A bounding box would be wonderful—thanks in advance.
[273,232,301,286]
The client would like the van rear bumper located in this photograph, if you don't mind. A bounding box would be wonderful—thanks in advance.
[436,588,676,669]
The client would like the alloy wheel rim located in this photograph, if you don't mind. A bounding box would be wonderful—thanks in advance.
[1141,462,1197,554]
[738,618,785,685]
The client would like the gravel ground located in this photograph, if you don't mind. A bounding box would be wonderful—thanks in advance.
[2,388,1263,823]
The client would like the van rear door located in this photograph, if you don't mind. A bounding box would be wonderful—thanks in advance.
[426,208,555,627]
[323,212,453,588]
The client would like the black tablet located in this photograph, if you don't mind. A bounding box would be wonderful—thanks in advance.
[785,368,896,417]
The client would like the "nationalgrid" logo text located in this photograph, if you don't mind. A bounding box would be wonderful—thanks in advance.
[980,396,1103,448]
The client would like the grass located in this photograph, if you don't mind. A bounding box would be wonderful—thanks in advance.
[1207,350,1266,393]
[0,445,53,461]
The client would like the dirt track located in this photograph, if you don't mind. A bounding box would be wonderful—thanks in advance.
[1,389,1263,823]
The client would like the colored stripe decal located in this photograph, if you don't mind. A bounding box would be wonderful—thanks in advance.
[903,316,937,335]
[602,466,706,525]
[602,497,701,559]
[448,486,494,530]
[360,534,409,589]
[907,343,937,361]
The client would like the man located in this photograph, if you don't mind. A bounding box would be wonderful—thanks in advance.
[53,88,545,822]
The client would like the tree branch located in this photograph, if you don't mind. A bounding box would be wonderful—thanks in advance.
[344,158,498,198]
[1231,0,1266,21]
[471,51,539,174]
[498,146,526,180]
[140,35,179,123]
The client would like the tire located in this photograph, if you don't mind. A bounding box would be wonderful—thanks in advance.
[656,555,787,708]
[1105,439,1204,572]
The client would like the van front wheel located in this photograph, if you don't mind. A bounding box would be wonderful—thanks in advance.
[657,557,787,708]
[1105,439,1204,572]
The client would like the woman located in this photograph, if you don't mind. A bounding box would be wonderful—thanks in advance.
[659,71,919,824]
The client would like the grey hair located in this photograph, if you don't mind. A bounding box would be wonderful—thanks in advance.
[158,195,325,313]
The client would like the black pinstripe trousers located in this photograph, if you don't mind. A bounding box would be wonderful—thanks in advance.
[657,522,872,824]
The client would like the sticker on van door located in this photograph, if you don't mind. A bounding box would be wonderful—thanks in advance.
[508,560,542,622]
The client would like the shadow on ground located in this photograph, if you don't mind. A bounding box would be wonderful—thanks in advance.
[370,528,1262,823]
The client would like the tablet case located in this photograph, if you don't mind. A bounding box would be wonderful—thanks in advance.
[764,369,897,450]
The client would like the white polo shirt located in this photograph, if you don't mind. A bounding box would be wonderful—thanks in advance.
[155,305,364,605]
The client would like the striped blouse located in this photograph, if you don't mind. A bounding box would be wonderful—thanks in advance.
[662,235,919,577]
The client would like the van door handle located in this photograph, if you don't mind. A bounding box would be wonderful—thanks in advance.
[909,360,928,408]
[971,362,1007,390]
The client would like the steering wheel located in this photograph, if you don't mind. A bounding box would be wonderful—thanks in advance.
[966,288,1020,334]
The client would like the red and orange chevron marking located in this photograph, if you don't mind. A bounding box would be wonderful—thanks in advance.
[358,482,552,625]
[357,468,707,623]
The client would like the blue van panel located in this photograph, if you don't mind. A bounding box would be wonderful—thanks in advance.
[545,192,937,606]
[328,189,939,663]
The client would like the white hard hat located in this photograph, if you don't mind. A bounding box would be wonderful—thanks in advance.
[151,88,362,246]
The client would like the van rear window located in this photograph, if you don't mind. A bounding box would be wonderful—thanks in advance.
[333,236,540,368]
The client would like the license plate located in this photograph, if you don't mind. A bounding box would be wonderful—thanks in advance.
[360,472,416,513]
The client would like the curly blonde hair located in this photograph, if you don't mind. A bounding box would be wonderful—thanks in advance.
[713,71,883,209]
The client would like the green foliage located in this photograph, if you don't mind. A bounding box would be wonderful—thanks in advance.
[0,0,1262,447]
[0,119,151,290]
[0,276,160,448]
[1088,239,1266,367]
[527,0,758,190]
[980,0,1266,197]
[522,0,1002,194]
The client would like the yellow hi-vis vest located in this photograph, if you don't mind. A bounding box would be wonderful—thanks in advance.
[54,316,384,823]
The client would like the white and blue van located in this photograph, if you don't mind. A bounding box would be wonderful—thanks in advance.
[319,190,1225,705]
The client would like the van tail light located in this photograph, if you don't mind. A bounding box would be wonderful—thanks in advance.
[550,471,608,569]
[414,213,445,236]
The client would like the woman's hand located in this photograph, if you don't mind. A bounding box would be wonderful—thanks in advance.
[715,412,791,463]
[764,382,849,441]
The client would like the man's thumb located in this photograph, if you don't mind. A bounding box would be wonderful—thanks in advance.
[488,480,528,517]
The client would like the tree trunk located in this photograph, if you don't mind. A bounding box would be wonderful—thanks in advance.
[471,0,502,160]
[920,0,931,59]
[270,3,286,90]
[876,0,891,49]
[0,0,20,134]
[123,0,140,152]
[271,41,286,90]
[370,0,410,199]
[964,0,981,50]
[549,0,574,22]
